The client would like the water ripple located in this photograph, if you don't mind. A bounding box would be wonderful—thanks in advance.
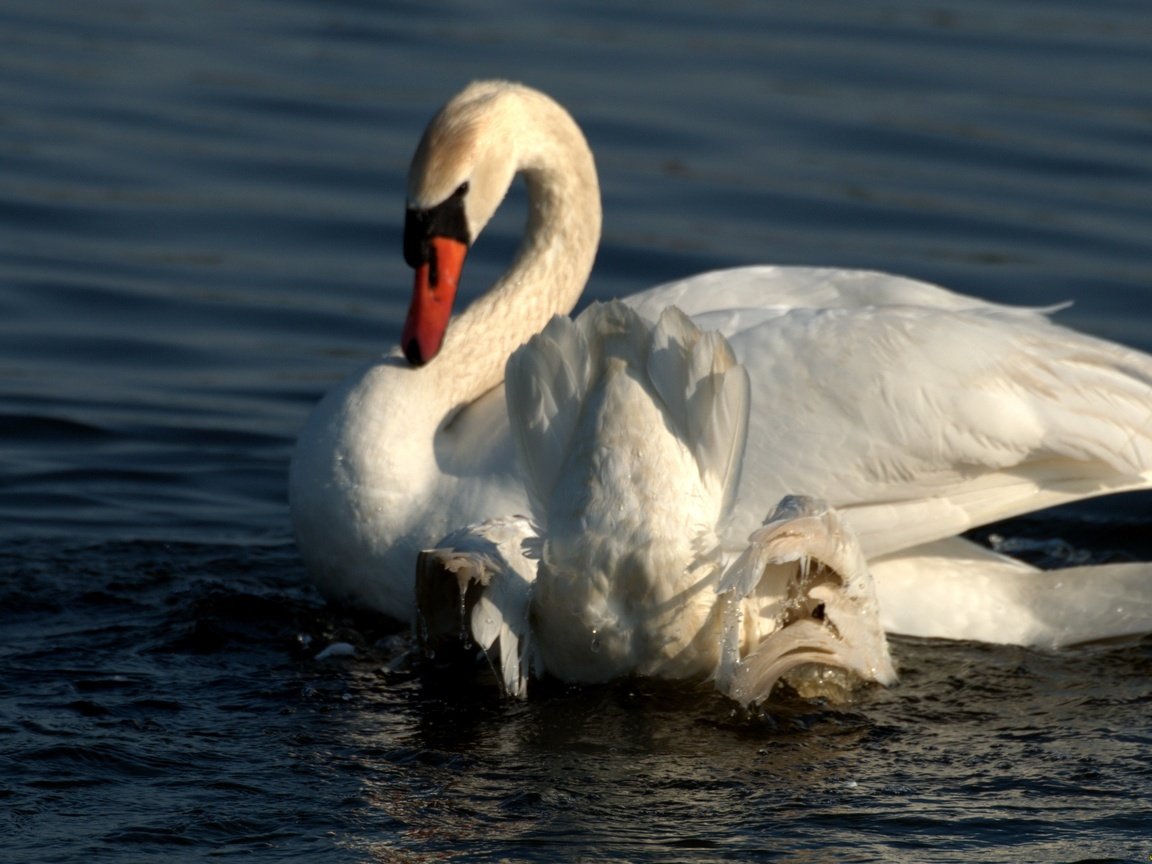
[3,0,1152,861]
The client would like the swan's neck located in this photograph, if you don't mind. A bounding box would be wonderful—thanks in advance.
[432,105,602,416]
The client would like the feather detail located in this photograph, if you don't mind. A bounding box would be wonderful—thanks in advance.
[415,516,537,698]
[715,495,895,707]
[505,314,593,526]
[649,307,750,517]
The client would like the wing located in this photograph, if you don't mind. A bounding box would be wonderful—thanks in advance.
[415,516,538,697]
[624,265,1035,323]
[625,266,1152,556]
[506,301,750,526]
[714,299,1152,557]
[647,306,750,516]
[715,495,895,706]
[504,312,594,524]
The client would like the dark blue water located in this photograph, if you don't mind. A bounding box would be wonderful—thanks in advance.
[3,1,1152,860]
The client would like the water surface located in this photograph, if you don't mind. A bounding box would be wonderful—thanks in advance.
[2,1,1151,860]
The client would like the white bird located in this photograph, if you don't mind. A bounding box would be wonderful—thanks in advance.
[417,301,896,704]
[290,79,1152,648]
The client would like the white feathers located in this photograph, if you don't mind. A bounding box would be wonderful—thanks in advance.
[415,516,537,697]
[870,537,1152,649]
[648,307,750,516]
[505,312,594,525]
[715,496,896,707]
[717,296,1152,557]
[420,306,899,705]
[297,82,1152,702]
[503,301,754,686]
[506,301,749,535]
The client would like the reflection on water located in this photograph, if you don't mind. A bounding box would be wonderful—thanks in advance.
[2,0,1152,860]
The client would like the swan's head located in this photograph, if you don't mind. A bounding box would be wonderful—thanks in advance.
[717,495,897,707]
[401,81,535,366]
[399,80,599,367]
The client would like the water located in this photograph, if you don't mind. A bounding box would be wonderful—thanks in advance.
[3,0,1152,860]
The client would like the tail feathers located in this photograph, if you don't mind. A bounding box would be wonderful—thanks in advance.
[415,517,537,698]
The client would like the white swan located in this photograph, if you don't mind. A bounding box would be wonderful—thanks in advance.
[416,302,896,705]
[291,79,1152,646]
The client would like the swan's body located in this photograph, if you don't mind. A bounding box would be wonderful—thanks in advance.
[291,80,1152,648]
[292,81,597,621]
[507,302,750,685]
[417,302,895,704]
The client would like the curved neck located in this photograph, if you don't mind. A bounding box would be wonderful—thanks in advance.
[430,99,602,416]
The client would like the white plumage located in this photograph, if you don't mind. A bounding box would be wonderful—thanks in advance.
[291,80,1152,668]
[419,305,895,703]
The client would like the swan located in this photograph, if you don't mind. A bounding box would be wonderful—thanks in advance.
[416,302,895,705]
[290,79,1152,646]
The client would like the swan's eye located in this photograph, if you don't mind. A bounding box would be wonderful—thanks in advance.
[453,181,469,198]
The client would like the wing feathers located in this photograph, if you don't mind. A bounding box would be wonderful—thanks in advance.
[724,304,1152,552]
[505,314,593,522]
[508,302,751,525]
[648,306,750,516]
[415,518,537,698]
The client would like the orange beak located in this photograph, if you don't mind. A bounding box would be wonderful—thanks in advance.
[401,236,468,366]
